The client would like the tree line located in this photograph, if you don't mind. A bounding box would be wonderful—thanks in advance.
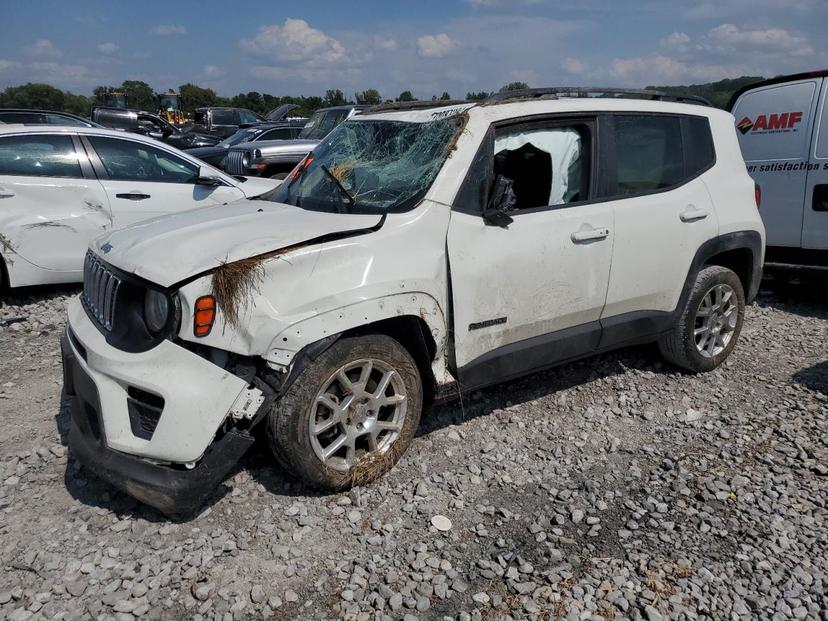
[0,78,762,119]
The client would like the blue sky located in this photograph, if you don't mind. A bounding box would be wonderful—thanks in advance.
[2,0,826,98]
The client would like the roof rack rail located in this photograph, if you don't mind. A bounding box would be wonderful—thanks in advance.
[365,99,471,113]
[484,87,712,107]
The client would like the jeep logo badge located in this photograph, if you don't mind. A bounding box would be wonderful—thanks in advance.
[100,242,113,254]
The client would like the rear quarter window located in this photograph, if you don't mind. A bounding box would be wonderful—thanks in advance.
[684,116,715,177]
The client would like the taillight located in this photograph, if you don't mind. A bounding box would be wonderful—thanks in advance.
[754,183,761,209]
[193,295,216,337]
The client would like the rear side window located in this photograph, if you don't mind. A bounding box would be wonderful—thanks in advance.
[238,110,259,124]
[259,127,296,141]
[612,115,683,195]
[684,116,715,177]
[0,134,81,178]
[211,110,237,125]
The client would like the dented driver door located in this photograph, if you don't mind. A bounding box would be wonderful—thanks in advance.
[0,133,112,274]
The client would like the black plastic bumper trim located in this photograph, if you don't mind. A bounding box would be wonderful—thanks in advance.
[62,332,256,516]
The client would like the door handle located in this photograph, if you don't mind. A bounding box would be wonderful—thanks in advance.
[680,206,709,222]
[571,227,610,243]
[0,186,14,198]
[115,192,151,201]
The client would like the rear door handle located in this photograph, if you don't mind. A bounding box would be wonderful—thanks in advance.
[680,207,709,222]
[571,227,610,243]
[0,186,14,198]
[115,192,151,201]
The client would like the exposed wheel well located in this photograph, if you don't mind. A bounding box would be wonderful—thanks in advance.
[704,247,754,295]
[343,316,438,406]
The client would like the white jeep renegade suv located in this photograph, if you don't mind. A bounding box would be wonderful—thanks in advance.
[61,89,765,515]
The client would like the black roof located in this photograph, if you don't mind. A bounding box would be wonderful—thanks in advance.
[0,108,100,126]
[726,70,828,111]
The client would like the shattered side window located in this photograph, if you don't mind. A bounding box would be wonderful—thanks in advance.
[269,116,465,214]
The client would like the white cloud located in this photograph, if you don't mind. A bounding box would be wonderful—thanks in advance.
[610,54,743,84]
[660,31,691,50]
[151,24,187,36]
[374,36,398,51]
[416,33,456,58]
[97,42,119,55]
[706,23,812,56]
[561,57,587,75]
[22,39,62,60]
[0,59,19,73]
[202,64,225,79]
[240,19,346,64]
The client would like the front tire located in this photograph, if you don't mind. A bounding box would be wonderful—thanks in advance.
[658,265,745,373]
[267,334,422,490]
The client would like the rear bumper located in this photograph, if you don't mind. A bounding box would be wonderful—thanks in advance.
[63,332,256,516]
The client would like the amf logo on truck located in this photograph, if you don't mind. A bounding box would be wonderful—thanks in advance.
[736,111,803,135]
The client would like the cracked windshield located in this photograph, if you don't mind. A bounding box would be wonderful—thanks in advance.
[267,115,465,213]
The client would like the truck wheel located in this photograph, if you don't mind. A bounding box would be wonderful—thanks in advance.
[267,334,422,490]
[658,265,745,373]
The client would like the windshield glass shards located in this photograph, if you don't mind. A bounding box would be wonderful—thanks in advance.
[264,115,465,214]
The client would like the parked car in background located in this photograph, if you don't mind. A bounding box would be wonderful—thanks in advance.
[224,105,368,178]
[0,125,279,288]
[92,107,218,149]
[190,107,265,140]
[729,70,828,271]
[185,120,306,168]
[61,91,764,515]
[0,109,101,128]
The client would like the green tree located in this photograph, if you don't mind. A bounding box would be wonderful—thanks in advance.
[324,89,348,107]
[499,82,530,93]
[0,83,90,116]
[466,91,490,101]
[179,83,224,113]
[396,90,416,102]
[355,89,382,105]
[119,80,156,111]
[439,91,452,101]
[645,76,764,109]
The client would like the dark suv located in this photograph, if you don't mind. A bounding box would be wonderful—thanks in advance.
[185,121,306,167]
[191,107,265,139]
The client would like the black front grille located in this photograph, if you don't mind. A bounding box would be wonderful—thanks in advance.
[82,252,122,332]
[225,150,247,175]
[127,387,164,440]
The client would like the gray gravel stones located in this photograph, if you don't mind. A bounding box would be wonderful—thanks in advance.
[1,283,827,620]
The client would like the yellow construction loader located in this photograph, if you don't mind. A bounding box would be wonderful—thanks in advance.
[157,90,187,126]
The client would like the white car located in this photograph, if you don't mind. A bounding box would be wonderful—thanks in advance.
[62,89,765,515]
[0,125,279,288]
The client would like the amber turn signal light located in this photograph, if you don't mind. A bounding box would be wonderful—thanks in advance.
[193,295,216,337]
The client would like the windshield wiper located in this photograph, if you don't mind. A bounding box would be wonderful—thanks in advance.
[319,164,356,212]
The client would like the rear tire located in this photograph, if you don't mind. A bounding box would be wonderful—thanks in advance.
[266,334,422,491]
[658,265,745,373]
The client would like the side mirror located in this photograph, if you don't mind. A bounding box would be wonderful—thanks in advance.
[482,174,516,227]
[195,165,222,187]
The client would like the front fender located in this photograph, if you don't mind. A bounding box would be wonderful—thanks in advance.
[264,292,447,369]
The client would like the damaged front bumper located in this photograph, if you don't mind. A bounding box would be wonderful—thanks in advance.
[62,297,267,515]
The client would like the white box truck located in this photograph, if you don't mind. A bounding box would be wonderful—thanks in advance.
[729,71,828,271]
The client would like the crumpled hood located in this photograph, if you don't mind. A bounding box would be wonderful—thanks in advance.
[231,138,319,157]
[93,200,382,287]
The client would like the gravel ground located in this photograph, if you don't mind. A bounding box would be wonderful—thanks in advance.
[0,279,826,621]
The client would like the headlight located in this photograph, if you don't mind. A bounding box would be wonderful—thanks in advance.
[144,289,171,334]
